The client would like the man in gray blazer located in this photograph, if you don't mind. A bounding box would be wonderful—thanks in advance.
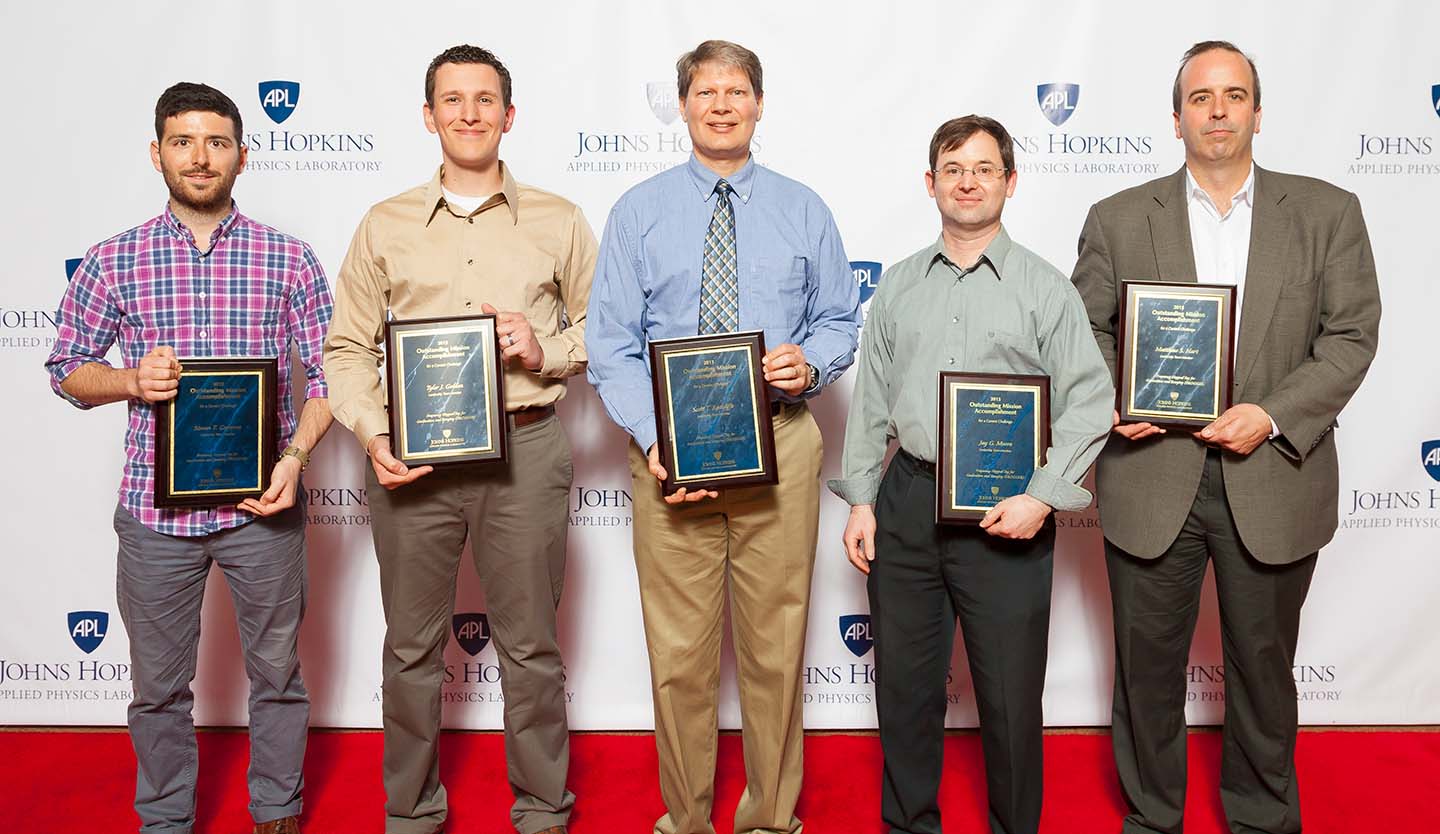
[1072,41,1380,834]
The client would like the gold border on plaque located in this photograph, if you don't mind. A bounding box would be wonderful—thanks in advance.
[663,344,765,484]
[394,323,497,461]
[947,382,1043,513]
[1126,289,1225,422]
[167,369,266,497]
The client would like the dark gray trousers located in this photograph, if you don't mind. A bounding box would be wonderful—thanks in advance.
[869,452,1055,834]
[1107,450,1317,834]
[114,501,309,834]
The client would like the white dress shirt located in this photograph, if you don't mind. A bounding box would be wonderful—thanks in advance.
[1184,164,1276,436]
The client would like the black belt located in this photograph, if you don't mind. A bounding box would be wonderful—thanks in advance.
[507,404,555,428]
[898,448,936,476]
[770,400,804,417]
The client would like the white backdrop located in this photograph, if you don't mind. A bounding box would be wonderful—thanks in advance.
[2,0,1436,730]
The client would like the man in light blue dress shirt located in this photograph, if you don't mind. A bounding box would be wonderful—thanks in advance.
[586,39,860,834]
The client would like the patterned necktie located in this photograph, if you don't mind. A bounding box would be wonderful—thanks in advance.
[698,179,739,334]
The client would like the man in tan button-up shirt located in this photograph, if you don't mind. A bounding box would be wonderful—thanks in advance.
[323,45,595,834]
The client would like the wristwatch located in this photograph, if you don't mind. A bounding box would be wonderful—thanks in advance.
[804,363,820,393]
[280,445,310,471]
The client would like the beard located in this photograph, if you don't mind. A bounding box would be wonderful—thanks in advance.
[161,162,238,214]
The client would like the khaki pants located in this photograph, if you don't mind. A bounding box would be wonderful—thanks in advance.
[628,402,822,834]
[366,414,575,834]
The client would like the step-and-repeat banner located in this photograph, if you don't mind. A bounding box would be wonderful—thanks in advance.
[3,1,1436,729]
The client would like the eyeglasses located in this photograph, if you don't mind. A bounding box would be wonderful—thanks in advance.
[932,163,1008,183]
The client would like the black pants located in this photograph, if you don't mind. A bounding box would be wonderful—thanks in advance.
[869,451,1056,834]
[1107,450,1316,834]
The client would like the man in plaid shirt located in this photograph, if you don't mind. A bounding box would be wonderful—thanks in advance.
[44,83,333,834]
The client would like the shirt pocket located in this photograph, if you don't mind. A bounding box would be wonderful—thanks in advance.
[976,325,1043,373]
[749,254,809,328]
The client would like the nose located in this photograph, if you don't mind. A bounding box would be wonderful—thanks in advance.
[461,98,480,122]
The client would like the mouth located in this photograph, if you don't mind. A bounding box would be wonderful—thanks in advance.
[706,121,739,131]
[182,171,217,184]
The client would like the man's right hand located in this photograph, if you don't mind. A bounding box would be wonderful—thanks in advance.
[368,435,433,490]
[647,443,717,504]
[842,504,877,575]
[1112,409,1165,441]
[129,346,181,403]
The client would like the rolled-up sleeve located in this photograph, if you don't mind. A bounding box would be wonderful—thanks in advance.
[45,249,119,409]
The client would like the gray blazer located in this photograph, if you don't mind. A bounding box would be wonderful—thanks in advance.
[1072,165,1381,564]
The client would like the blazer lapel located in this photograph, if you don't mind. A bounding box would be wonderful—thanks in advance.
[1234,165,1291,393]
[1147,168,1197,284]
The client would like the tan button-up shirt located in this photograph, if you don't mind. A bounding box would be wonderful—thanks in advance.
[324,163,597,450]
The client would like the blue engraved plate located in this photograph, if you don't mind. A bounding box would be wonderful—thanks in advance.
[396,324,495,460]
[170,371,263,495]
[1128,291,1223,421]
[949,385,1039,513]
[664,346,763,483]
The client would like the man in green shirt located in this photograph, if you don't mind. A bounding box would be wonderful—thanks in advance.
[827,115,1112,834]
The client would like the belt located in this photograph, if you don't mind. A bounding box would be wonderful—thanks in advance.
[507,404,555,428]
[770,400,803,417]
[898,448,937,476]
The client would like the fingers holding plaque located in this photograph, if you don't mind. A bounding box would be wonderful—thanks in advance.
[938,372,1050,524]
[1119,281,1236,429]
[385,315,507,467]
[650,331,778,494]
[155,358,278,508]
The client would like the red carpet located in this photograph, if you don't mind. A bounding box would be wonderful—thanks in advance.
[2,729,1435,832]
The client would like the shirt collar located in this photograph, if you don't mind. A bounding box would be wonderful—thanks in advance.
[685,154,757,205]
[926,224,1014,281]
[1184,163,1255,216]
[160,201,242,248]
[423,161,520,226]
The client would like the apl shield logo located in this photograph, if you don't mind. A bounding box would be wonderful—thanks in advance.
[65,258,83,282]
[1431,85,1440,119]
[1422,440,1440,482]
[852,261,882,304]
[67,611,108,654]
[259,80,300,124]
[646,82,680,125]
[839,614,872,657]
[452,613,491,656]
[1037,82,1080,127]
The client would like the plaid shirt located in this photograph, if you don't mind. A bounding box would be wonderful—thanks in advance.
[46,203,333,537]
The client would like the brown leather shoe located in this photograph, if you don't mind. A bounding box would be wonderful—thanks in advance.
[254,816,300,834]
[532,827,566,834]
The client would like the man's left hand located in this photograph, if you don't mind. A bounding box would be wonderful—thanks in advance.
[483,303,544,371]
[238,454,302,516]
[763,343,810,396]
[1195,403,1272,455]
[979,493,1052,540]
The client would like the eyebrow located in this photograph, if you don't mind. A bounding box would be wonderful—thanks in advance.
[437,88,500,97]
[1188,85,1250,98]
[167,133,234,142]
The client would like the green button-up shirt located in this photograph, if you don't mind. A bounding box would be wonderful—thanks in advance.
[827,226,1113,511]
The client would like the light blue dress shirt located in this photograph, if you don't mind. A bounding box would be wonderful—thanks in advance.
[587,155,861,451]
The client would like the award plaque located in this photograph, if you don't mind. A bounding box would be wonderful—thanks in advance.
[155,358,278,508]
[1118,281,1236,428]
[385,314,507,467]
[649,330,778,493]
[937,372,1050,524]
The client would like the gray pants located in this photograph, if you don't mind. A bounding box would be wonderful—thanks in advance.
[114,502,309,833]
[366,414,575,834]
[1107,450,1316,834]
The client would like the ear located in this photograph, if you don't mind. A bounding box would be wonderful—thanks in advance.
[1173,110,1182,141]
[150,140,163,174]
[755,94,763,123]
[1252,105,1262,135]
[235,141,248,175]
[502,103,516,133]
[423,101,438,135]
[924,168,936,199]
[1004,168,1018,198]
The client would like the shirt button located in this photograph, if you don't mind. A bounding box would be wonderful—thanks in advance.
[465,300,473,308]
[199,331,207,339]
[952,316,959,323]
[468,218,474,224]
[467,259,474,265]
[199,291,207,299]
[948,357,955,365]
